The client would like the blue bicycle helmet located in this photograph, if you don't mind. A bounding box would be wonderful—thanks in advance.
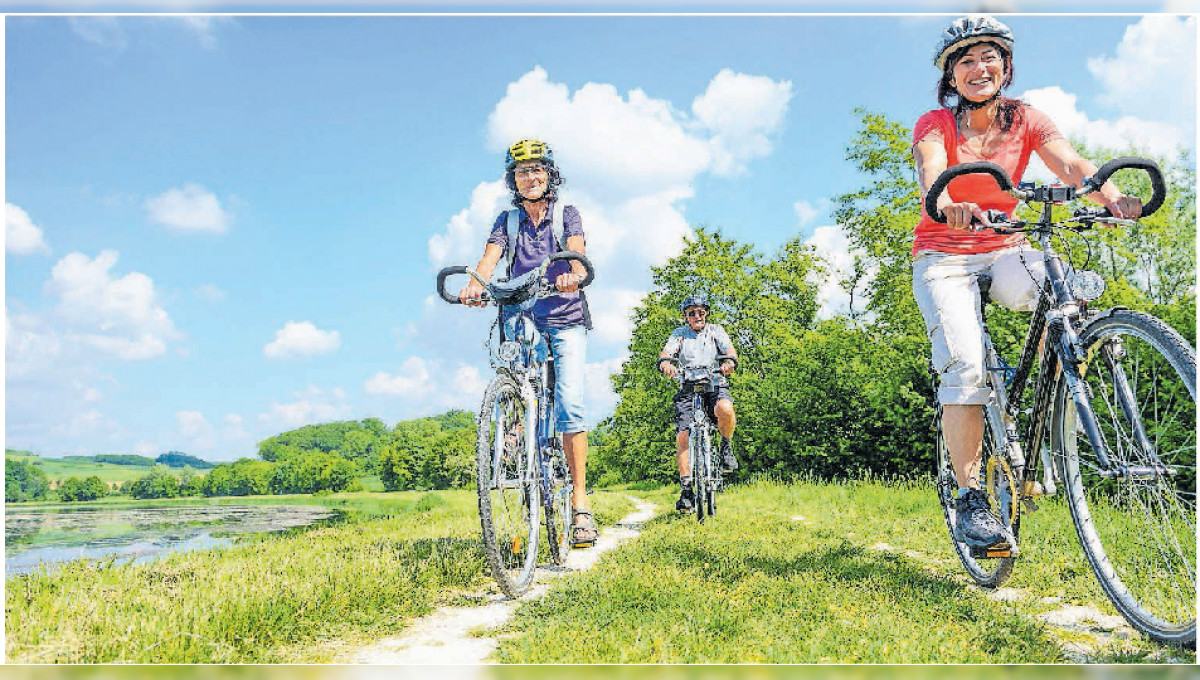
[680,294,709,313]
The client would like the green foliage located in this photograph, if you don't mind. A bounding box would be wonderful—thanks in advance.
[62,454,156,467]
[57,475,109,502]
[257,419,388,474]
[156,452,216,469]
[126,466,182,500]
[6,457,51,502]
[379,411,475,492]
[178,468,204,497]
[201,460,276,497]
[270,450,362,495]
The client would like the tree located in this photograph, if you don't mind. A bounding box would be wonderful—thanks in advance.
[270,450,361,495]
[379,411,477,491]
[5,458,50,502]
[127,466,181,500]
[58,475,108,502]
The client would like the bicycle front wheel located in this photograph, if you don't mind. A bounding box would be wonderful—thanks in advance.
[545,440,572,566]
[1052,309,1196,648]
[934,405,1016,588]
[477,374,540,598]
[704,428,717,517]
[691,424,706,524]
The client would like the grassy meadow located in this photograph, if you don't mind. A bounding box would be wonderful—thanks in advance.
[4,489,634,663]
[493,478,1195,664]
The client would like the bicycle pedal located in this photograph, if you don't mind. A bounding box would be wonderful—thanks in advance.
[1021,497,1040,514]
[969,544,1018,559]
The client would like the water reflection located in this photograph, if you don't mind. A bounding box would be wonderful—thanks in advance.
[5,504,336,576]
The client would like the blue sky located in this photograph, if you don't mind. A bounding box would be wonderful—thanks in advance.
[5,12,1195,460]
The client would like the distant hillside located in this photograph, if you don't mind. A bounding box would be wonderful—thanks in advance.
[156,452,216,469]
[4,451,205,489]
[61,454,156,467]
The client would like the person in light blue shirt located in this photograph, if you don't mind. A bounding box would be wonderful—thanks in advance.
[658,294,739,512]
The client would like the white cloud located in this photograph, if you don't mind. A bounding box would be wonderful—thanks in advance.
[806,224,876,320]
[1087,15,1195,136]
[68,17,127,50]
[258,386,352,431]
[7,204,50,255]
[364,356,435,397]
[145,183,231,234]
[793,199,831,229]
[194,284,226,303]
[46,250,180,361]
[263,321,341,359]
[174,16,221,50]
[175,410,216,451]
[692,69,794,176]
[1021,86,1188,159]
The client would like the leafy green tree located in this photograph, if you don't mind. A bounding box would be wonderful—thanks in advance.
[58,475,108,502]
[156,452,216,469]
[179,468,204,496]
[270,450,361,495]
[127,466,181,500]
[379,411,476,491]
[5,458,50,502]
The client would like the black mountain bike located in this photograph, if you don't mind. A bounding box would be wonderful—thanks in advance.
[437,251,594,597]
[665,357,733,523]
[925,157,1196,648]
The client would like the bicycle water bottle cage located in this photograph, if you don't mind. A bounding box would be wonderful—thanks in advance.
[490,268,543,306]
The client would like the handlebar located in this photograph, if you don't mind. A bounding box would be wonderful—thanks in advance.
[436,251,595,306]
[924,156,1166,224]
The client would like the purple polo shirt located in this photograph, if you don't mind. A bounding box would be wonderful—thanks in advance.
[487,200,586,329]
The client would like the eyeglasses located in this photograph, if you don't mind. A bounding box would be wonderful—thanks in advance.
[514,166,547,178]
[685,309,707,319]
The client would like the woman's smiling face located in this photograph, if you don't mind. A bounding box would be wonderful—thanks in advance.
[951,43,1006,103]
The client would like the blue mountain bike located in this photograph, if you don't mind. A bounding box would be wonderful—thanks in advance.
[437,251,594,597]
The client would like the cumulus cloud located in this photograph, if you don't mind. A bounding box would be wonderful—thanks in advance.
[364,356,435,397]
[1087,15,1195,136]
[175,410,216,451]
[69,17,127,50]
[793,199,832,229]
[7,204,50,255]
[1021,86,1189,158]
[806,224,875,320]
[258,386,351,431]
[45,250,180,361]
[145,183,231,234]
[263,321,341,359]
[692,69,794,176]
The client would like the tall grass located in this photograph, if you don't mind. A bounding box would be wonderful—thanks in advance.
[5,490,634,663]
[495,479,1193,663]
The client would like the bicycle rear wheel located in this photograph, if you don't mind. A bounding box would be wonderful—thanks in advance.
[477,374,540,597]
[544,440,572,566]
[1052,310,1196,648]
[934,405,1016,588]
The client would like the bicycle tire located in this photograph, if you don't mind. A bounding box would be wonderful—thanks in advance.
[704,428,717,517]
[476,374,540,597]
[934,406,1016,588]
[545,441,572,566]
[691,423,706,523]
[1051,309,1196,648]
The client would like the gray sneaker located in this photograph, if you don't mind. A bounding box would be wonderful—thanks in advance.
[720,438,738,472]
[954,488,1009,549]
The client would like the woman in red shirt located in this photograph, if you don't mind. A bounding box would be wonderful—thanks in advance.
[912,15,1141,551]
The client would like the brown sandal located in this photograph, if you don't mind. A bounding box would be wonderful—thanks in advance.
[572,511,599,548]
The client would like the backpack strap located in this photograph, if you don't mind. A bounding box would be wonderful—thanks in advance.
[504,209,521,279]
[503,200,593,331]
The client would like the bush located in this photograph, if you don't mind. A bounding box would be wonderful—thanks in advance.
[5,458,50,502]
[58,476,108,502]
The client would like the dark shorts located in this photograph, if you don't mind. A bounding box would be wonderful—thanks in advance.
[673,384,732,432]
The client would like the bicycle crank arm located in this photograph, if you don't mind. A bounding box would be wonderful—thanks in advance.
[1098,465,1179,480]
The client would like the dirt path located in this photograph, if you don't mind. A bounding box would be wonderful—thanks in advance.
[354,497,658,664]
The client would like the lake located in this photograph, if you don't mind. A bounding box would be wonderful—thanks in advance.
[5,503,337,576]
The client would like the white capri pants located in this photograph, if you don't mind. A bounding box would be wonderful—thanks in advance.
[912,245,1047,405]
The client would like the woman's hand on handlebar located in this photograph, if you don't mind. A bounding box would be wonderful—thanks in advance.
[555,271,584,294]
[942,201,991,231]
[458,279,488,307]
[1105,195,1143,221]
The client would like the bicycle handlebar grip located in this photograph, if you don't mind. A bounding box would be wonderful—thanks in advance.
[1087,156,1166,218]
[925,161,1016,224]
[436,265,468,304]
[547,251,596,288]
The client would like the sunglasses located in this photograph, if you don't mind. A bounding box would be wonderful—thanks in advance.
[685,309,708,319]
[514,166,547,178]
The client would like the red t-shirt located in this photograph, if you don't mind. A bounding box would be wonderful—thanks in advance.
[912,105,1063,255]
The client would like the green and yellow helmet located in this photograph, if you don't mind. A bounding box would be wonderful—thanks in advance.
[505,139,555,170]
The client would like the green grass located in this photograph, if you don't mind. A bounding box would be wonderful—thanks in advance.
[6,453,166,488]
[493,478,1195,663]
[4,489,634,663]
